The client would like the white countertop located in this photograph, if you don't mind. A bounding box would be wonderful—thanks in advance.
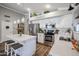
[48,34,79,56]
[6,34,36,43]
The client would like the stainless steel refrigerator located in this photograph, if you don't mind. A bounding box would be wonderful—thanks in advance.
[29,24,40,35]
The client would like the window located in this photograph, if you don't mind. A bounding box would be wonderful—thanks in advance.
[76,24,79,32]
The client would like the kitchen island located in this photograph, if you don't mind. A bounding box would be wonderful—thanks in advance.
[6,34,36,56]
[48,34,79,56]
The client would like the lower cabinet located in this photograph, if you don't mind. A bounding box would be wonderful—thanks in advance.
[37,33,44,43]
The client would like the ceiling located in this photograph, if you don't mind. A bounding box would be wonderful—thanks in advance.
[0,3,70,15]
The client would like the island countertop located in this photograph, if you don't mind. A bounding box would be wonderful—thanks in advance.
[6,34,36,43]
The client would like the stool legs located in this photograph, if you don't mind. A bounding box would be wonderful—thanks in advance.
[11,47,16,56]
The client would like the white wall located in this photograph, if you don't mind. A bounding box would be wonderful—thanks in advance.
[72,6,79,40]
[73,6,79,18]
[0,21,1,42]
[1,21,13,42]
[0,6,28,41]
[31,14,73,30]
[32,16,61,29]
[0,6,24,22]
[56,14,73,28]
[0,6,25,33]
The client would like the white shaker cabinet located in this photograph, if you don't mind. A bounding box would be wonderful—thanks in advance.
[38,33,44,43]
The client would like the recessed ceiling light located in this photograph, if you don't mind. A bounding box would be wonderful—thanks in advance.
[14,21,16,24]
[21,17,25,23]
[17,3,21,5]
[17,19,20,23]
[27,8,31,11]
[45,4,51,9]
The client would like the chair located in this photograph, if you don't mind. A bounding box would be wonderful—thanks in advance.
[0,42,8,56]
[2,40,15,55]
[2,40,15,44]
[10,43,23,56]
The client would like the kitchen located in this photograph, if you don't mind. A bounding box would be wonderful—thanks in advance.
[0,3,79,56]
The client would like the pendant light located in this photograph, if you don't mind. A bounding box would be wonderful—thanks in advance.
[75,3,79,6]
[75,15,79,19]
[68,4,74,11]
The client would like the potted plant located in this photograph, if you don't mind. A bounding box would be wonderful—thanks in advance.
[39,28,44,33]
[44,10,50,14]
[31,12,38,17]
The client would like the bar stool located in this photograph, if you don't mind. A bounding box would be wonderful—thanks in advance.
[10,43,23,56]
[2,40,15,56]
[0,42,8,56]
[2,40,15,44]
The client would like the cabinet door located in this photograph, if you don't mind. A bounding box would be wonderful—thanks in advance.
[38,33,44,43]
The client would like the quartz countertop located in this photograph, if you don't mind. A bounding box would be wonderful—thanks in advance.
[6,34,36,43]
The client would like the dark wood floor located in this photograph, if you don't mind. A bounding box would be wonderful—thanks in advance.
[0,42,53,56]
[33,43,52,56]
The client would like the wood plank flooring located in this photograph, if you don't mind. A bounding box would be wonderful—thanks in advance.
[33,43,52,56]
[0,42,52,56]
